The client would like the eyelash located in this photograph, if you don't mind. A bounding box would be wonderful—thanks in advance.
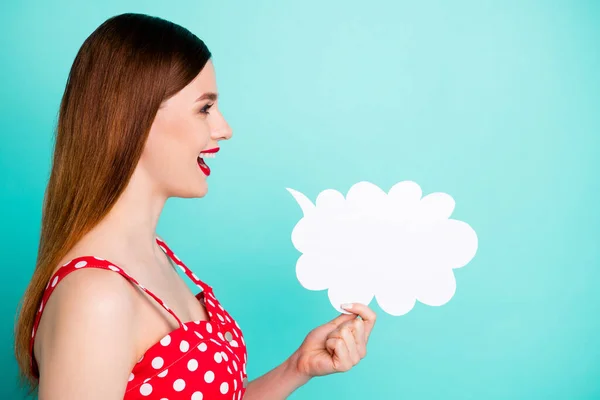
[199,103,214,115]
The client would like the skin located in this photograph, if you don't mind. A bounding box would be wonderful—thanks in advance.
[34,60,377,399]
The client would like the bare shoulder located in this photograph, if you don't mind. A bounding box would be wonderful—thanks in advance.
[40,266,137,328]
[35,267,138,399]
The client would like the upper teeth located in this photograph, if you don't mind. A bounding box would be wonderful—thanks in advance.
[200,153,216,158]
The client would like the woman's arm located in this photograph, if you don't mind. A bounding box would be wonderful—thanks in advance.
[243,303,377,399]
[36,269,138,400]
[242,351,310,399]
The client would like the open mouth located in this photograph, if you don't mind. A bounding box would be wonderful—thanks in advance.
[197,147,219,177]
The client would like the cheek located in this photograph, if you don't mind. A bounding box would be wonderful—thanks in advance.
[150,115,203,155]
[142,123,199,177]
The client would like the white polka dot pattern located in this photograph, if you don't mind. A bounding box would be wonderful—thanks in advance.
[29,237,248,400]
[173,378,186,391]
[220,381,229,394]
[180,340,190,352]
[157,369,169,378]
[188,359,198,371]
[152,357,164,369]
[160,335,171,346]
[140,383,152,396]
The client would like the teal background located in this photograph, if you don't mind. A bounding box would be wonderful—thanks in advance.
[1,0,599,398]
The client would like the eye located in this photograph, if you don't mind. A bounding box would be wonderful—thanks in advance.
[199,103,214,115]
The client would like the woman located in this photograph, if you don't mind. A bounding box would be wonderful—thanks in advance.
[14,12,376,399]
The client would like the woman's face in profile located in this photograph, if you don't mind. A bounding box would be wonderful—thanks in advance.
[140,59,233,199]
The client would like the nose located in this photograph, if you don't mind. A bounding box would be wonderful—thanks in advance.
[211,120,233,141]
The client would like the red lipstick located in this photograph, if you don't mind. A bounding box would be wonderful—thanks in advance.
[197,157,210,176]
[197,147,220,176]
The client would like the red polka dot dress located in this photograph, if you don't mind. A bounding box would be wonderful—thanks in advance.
[30,237,249,399]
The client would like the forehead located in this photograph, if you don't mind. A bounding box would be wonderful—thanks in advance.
[189,59,216,93]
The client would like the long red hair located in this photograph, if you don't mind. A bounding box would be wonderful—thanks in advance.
[14,12,212,392]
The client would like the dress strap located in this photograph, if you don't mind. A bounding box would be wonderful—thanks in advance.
[104,261,187,329]
[155,236,212,293]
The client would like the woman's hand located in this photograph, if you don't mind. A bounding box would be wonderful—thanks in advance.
[292,303,377,379]
[242,303,376,399]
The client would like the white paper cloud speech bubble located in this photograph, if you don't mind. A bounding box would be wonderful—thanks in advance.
[286,181,478,316]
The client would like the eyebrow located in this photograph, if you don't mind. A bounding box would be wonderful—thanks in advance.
[195,92,218,102]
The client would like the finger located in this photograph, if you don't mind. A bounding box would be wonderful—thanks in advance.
[325,337,336,356]
[341,303,377,341]
[326,319,355,340]
[325,337,352,372]
[327,320,360,365]
[351,318,367,358]
[327,312,357,330]
[339,323,360,365]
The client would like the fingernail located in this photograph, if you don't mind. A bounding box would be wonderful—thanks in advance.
[341,303,353,310]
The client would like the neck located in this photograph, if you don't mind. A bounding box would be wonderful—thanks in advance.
[81,167,168,264]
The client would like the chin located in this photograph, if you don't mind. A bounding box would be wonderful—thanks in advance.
[194,184,208,198]
[176,183,208,199]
